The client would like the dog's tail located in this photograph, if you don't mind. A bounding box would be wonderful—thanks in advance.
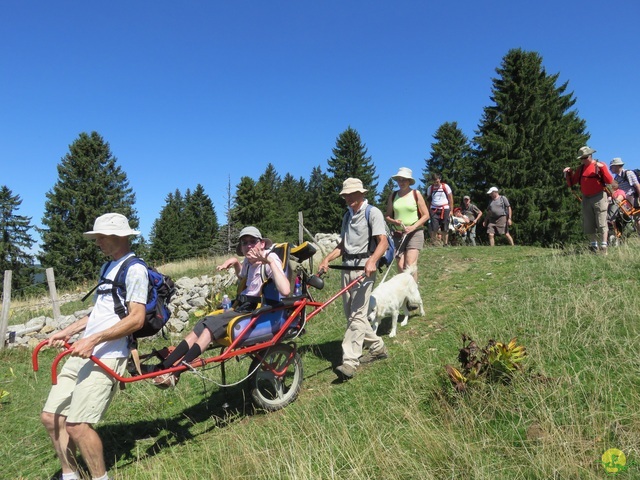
[404,263,418,276]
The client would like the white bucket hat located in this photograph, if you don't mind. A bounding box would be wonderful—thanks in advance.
[487,187,499,194]
[236,226,272,256]
[392,167,416,185]
[610,157,624,166]
[577,146,596,159]
[340,178,368,195]
[83,213,140,239]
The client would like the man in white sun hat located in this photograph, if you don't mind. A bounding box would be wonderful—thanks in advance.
[563,146,613,252]
[40,213,148,480]
[318,178,389,381]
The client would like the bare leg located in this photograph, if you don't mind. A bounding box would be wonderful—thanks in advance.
[41,412,79,475]
[488,233,495,246]
[403,249,419,282]
[66,422,106,479]
[505,233,515,246]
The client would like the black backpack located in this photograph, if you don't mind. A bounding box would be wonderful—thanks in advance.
[83,256,176,339]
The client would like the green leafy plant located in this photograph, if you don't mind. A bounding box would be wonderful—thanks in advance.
[445,334,527,392]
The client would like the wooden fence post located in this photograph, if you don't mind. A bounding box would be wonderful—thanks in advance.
[1,271,12,350]
[46,268,61,321]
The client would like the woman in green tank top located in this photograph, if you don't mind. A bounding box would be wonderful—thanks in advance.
[385,167,430,281]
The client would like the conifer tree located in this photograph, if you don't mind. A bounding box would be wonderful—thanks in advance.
[149,190,186,263]
[277,173,307,242]
[473,49,588,246]
[378,178,396,212]
[304,166,333,234]
[0,186,36,294]
[254,164,282,237]
[183,184,219,257]
[325,127,379,230]
[423,122,473,203]
[232,176,261,230]
[38,132,138,286]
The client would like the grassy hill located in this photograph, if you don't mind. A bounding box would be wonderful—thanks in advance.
[1,243,639,479]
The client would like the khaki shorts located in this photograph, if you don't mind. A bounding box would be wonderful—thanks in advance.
[486,216,508,235]
[42,356,127,424]
[394,229,425,253]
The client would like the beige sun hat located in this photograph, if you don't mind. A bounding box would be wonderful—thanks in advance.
[83,213,140,239]
[340,178,368,195]
[392,167,416,185]
[610,157,624,166]
[235,226,272,256]
[577,146,596,159]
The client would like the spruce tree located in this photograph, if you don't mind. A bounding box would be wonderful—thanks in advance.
[473,49,588,246]
[183,184,219,257]
[253,164,282,237]
[149,190,186,263]
[325,126,379,230]
[277,173,307,242]
[38,132,138,286]
[304,166,333,234]
[0,186,36,294]
[232,176,261,230]
[423,122,473,203]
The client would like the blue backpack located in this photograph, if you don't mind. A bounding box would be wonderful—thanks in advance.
[83,256,176,339]
[342,205,395,271]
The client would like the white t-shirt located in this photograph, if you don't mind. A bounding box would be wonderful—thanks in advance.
[427,183,452,209]
[84,253,149,358]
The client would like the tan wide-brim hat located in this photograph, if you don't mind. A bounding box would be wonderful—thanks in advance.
[391,167,416,185]
[340,178,368,195]
[610,157,624,166]
[235,226,273,256]
[577,146,596,159]
[83,213,140,239]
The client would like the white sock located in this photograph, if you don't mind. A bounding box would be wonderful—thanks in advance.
[92,474,109,480]
[61,473,79,480]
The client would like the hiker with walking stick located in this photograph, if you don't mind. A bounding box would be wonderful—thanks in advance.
[385,167,430,282]
[563,146,614,253]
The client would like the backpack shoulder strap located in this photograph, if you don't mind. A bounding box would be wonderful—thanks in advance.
[81,261,113,302]
[112,255,145,319]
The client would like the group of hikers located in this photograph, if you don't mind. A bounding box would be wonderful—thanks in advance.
[42,147,638,478]
[564,145,640,253]
[385,167,514,252]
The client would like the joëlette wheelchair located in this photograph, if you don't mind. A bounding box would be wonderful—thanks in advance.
[33,241,363,412]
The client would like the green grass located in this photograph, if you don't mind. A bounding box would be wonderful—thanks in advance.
[2,243,639,479]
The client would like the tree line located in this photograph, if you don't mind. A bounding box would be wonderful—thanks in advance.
[1,48,587,295]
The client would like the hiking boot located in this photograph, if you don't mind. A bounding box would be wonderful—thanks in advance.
[152,372,178,389]
[335,363,356,380]
[359,346,389,364]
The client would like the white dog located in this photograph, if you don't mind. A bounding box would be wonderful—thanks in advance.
[368,264,425,337]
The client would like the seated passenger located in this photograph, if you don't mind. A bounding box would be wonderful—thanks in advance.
[153,226,291,388]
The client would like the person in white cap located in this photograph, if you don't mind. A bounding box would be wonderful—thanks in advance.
[482,187,515,246]
[563,146,613,252]
[318,178,389,381]
[152,225,291,387]
[609,157,640,235]
[385,167,430,280]
[41,213,148,480]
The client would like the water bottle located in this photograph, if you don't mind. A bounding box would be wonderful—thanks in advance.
[294,277,302,296]
[221,294,232,311]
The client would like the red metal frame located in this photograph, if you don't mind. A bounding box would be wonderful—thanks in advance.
[33,274,364,385]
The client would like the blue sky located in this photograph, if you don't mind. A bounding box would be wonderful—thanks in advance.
[2,1,638,247]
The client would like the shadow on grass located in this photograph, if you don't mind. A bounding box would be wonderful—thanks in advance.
[98,380,255,470]
[96,338,343,470]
